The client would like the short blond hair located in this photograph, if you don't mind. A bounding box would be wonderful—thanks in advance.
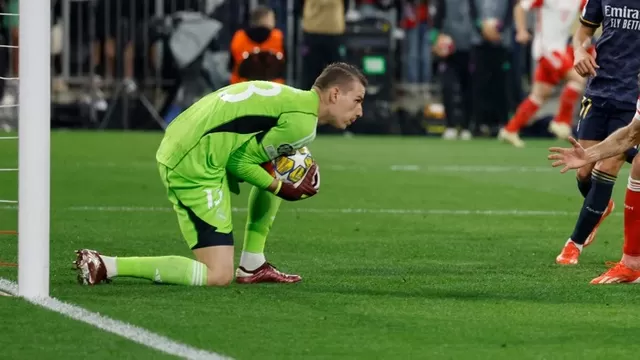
[313,62,368,91]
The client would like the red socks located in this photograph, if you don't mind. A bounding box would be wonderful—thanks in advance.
[505,84,581,133]
[505,97,540,132]
[554,85,581,125]
[624,178,640,256]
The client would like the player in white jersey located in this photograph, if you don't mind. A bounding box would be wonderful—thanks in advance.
[499,0,592,148]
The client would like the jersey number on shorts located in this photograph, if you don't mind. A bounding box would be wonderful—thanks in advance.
[219,83,282,103]
[204,189,223,209]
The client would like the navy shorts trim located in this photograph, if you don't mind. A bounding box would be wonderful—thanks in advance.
[576,97,639,164]
[178,201,234,250]
[576,97,635,141]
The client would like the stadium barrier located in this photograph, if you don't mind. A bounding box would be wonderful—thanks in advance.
[0,1,572,136]
[54,0,243,129]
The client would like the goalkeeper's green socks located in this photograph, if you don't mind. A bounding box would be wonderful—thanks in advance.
[101,255,208,286]
[98,186,282,284]
[240,186,282,270]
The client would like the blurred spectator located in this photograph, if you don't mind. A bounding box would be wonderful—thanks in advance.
[93,0,118,82]
[399,1,431,98]
[265,0,289,36]
[469,0,516,135]
[357,0,396,21]
[301,0,345,90]
[45,0,555,135]
[93,0,204,83]
[92,0,158,91]
[229,5,285,84]
[431,0,473,140]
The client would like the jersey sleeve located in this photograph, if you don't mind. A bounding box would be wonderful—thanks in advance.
[520,0,543,11]
[260,111,317,160]
[226,111,317,190]
[226,138,275,190]
[580,0,603,28]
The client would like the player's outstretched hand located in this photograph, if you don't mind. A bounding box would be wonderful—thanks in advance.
[548,136,589,173]
[574,47,599,77]
[275,164,318,201]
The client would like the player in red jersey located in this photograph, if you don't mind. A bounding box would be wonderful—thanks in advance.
[499,0,591,148]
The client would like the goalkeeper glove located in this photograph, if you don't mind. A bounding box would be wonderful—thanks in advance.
[273,163,319,201]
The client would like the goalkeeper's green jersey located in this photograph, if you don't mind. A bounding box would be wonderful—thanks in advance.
[156,81,319,190]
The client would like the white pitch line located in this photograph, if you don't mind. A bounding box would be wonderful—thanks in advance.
[58,162,569,174]
[0,204,616,217]
[63,205,582,216]
[0,278,230,360]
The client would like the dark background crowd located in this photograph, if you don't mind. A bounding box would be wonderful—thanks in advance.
[0,0,572,138]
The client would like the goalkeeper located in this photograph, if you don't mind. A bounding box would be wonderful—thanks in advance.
[74,63,367,286]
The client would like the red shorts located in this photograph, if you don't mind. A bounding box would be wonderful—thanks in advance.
[534,45,596,85]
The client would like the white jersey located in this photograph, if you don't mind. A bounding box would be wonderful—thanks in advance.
[521,0,584,60]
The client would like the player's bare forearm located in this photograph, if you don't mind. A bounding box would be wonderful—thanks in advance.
[514,3,528,34]
[584,123,640,164]
[572,24,596,50]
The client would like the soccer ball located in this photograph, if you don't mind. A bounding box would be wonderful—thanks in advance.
[262,146,320,189]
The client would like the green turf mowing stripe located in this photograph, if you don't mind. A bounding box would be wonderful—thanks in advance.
[0,278,231,360]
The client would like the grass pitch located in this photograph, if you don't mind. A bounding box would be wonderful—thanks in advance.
[1,131,638,359]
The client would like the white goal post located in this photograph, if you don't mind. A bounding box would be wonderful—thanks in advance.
[18,0,51,298]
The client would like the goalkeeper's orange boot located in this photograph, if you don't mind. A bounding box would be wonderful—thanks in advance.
[590,262,640,284]
[235,262,301,284]
[74,249,109,285]
[584,200,615,247]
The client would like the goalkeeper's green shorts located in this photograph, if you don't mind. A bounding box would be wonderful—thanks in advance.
[158,161,233,249]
